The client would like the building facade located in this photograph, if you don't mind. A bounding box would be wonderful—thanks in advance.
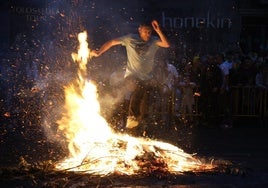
[1,0,268,56]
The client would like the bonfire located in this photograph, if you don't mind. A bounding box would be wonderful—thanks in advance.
[55,31,216,176]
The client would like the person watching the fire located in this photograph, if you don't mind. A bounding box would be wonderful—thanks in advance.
[90,19,170,135]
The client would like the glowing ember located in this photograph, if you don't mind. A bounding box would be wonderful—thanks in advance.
[55,31,216,175]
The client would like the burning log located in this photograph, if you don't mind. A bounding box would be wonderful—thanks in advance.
[134,151,170,179]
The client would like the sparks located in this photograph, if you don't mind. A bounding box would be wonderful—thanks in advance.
[55,31,216,175]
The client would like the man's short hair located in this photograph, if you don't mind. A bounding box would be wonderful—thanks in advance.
[139,20,153,30]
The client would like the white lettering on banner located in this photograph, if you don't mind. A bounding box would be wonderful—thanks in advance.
[162,11,232,29]
[11,6,59,22]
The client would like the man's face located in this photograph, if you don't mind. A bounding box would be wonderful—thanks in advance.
[138,26,152,42]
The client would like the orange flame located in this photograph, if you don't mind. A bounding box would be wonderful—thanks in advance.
[55,31,215,175]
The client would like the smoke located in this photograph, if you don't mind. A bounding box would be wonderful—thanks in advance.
[31,0,159,141]
[98,72,130,122]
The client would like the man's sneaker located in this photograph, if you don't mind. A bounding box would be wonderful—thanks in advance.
[126,116,139,129]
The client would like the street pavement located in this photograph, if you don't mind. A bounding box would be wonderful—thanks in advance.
[0,117,268,187]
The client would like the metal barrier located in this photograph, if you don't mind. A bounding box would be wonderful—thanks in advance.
[230,86,268,126]
[153,86,268,125]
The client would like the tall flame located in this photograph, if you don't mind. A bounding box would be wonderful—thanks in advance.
[55,31,215,175]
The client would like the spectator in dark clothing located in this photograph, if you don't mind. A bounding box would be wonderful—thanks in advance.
[202,54,223,122]
[187,56,204,115]
[255,63,268,89]
[219,51,233,128]
[189,55,203,94]
[235,56,257,86]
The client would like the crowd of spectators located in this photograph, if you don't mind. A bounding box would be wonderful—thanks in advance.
[165,48,268,127]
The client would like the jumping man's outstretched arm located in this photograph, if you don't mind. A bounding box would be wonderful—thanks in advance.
[152,20,170,48]
[91,39,121,57]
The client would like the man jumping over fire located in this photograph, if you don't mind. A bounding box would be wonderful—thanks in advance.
[91,19,170,136]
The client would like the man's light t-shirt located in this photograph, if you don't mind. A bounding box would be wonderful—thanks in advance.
[119,34,159,81]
